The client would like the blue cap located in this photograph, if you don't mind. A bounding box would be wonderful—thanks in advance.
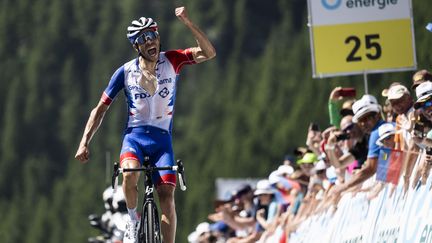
[426,23,432,32]
[210,221,229,233]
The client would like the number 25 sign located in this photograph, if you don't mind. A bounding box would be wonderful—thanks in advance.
[307,0,416,78]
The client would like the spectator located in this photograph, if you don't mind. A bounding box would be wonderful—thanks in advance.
[411,81,432,186]
[306,123,322,155]
[386,84,420,191]
[367,123,397,200]
[381,88,397,122]
[325,115,368,171]
[296,152,318,177]
[411,69,432,91]
[331,94,385,197]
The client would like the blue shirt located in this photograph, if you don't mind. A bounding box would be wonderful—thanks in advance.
[367,120,386,158]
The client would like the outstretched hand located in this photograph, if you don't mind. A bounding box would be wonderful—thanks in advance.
[175,6,190,23]
[75,145,90,163]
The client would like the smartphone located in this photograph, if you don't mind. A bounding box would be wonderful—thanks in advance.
[339,88,356,97]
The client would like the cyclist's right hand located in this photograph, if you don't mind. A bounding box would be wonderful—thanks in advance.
[75,145,90,163]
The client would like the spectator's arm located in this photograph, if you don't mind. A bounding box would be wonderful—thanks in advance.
[329,99,343,128]
[333,157,378,194]
[402,140,420,191]
[220,208,255,231]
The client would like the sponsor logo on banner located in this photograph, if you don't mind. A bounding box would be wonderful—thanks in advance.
[321,0,342,10]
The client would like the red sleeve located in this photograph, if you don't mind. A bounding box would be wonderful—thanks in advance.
[165,49,196,74]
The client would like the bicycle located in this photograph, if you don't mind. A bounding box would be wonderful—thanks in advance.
[111,157,187,243]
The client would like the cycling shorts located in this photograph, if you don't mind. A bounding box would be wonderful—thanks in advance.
[119,125,176,187]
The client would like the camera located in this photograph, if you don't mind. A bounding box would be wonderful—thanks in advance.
[336,133,350,141]
[413,122,425,138]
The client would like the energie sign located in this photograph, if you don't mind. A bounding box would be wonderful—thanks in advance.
[307,0,416,78]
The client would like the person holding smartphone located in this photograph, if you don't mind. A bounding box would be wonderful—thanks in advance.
[328,87,356,129]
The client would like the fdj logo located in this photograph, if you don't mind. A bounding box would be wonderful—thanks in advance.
[322,0,342,10]
[134,93,151,99]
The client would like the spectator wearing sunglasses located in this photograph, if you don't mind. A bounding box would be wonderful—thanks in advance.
[325,115,368,173]
[411,81,432,186]
[330,95,385,197]
[75,6,216,243]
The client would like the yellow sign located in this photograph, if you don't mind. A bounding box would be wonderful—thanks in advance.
[308,0,416,78]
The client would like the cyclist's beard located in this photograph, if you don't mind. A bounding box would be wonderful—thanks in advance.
[138,44,162,62]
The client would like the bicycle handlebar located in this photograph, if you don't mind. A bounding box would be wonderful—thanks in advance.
[112,159,187,191]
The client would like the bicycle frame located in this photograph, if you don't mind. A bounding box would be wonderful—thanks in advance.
[111,158,186,243]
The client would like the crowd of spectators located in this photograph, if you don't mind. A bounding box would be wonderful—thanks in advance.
[188,69,432,243]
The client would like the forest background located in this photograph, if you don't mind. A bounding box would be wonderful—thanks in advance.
[0,0,431,242]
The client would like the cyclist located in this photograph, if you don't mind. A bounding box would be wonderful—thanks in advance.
[75,6,216,243]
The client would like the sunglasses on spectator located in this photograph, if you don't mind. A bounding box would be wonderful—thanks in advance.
[422,101,432,109]
[135,30,159,45]
[342,123,354,133]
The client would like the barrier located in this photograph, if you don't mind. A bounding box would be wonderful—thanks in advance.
[290,161,432,243]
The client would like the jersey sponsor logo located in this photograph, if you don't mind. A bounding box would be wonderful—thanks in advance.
[158,78,173,85]
[159,87,170,98]
[128,85,143,91]
[134,92,151,99]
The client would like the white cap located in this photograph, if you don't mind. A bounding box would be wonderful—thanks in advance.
[415,81,432,104]
[387,84,409,100]
[187,222,210,243]
[254,179,274,196]
[352,95,380,123]
[268,171,281,185]
[376,123,396,146]
[314,160,327,171]
[276,165,294,176]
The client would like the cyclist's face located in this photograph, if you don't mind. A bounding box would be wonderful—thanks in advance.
[135,30,160,62]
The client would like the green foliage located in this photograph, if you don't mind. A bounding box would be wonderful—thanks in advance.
[0,0,431,242]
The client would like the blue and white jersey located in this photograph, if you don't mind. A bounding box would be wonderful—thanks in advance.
[101,49,196,132]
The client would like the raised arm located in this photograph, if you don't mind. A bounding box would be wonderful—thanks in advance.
[175,6,216,63]
[75,101,109,162]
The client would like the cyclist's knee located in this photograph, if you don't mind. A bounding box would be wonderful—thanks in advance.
[157,185,175,203]
[122,159,140,184]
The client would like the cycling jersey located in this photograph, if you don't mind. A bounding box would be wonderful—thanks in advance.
[101,49,196,186]
[101,49,196,133]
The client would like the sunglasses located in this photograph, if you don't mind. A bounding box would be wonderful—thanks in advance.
[135,30,159,45]
[342,123,354,133]
[422,101,432,109]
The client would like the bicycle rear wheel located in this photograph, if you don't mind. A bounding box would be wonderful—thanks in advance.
[139,201,162,243]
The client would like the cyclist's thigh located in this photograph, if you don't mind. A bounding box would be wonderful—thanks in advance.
[119,132,144,168]
[152,134,176,187]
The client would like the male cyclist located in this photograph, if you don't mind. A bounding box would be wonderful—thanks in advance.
[75,6,216,243]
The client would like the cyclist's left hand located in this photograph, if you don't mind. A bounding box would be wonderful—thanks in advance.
[75,145,90,163]
[175,6,189,23]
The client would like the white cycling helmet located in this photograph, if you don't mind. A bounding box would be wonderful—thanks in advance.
[127,17,158,44]
[112,188,127,213]
[102,187,114,211]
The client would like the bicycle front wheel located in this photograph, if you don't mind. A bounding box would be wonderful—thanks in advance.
[140,201,161,243]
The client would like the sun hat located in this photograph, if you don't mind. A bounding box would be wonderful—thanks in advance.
[387,84,409,100]
[276,165,294,176]
[376,123,396,146]
[414,81,432,109]
[352,94,380,123]
[412,69,432,90]
[314,160,327,171]
[254,179,274,196]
